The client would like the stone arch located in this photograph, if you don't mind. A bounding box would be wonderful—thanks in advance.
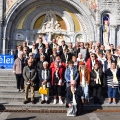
[3,0,96,51]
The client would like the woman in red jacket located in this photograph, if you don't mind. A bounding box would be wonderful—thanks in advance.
[86,53,100,72]
[50,60,64,104]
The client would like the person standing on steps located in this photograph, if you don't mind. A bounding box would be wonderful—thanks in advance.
[13,51,25,92]
[23,59,37,104]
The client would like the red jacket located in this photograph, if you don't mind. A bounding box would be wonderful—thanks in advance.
[49,62,66,86]
[86,58,100,72]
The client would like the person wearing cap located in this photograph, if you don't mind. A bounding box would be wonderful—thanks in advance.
[90,63,105,104]
[23,59,37,104]
[78,62,90,104]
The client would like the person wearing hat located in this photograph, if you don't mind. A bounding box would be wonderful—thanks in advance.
[78,62,90,104]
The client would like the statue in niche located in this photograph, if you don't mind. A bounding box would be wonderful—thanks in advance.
[6,0,18,10]
[103,17,110,49]
[38,10,65,42]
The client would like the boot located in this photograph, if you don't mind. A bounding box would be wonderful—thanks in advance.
[82,99,85,104]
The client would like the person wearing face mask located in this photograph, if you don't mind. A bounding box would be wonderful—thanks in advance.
[66,80,83,116]
[65,60,79,88]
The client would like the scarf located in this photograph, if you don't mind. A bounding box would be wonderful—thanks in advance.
[70,69,74,80]
[94,69,101,85]
[81,69,86,86]
[71,88,77,105]
[111,69,118,84]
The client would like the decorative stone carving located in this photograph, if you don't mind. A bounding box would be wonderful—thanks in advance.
[37,10,66,42]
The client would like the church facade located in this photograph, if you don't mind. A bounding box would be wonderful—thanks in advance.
[0,0,120,54]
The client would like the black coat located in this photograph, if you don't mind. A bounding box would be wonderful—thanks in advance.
[90,69,105,87]
[61,53,72,63]
[66,86,83,115]
[49,43,58,50]
[36,43,45,49]
[60,44,68,51]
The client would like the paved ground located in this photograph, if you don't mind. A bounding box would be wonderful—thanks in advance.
[0,112,120,120]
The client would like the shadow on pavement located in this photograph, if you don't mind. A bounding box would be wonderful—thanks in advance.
[6,116,36,120]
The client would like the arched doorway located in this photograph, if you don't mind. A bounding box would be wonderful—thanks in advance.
[3,0,95,53]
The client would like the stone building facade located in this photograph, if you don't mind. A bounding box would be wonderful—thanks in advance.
[0,0,120,53]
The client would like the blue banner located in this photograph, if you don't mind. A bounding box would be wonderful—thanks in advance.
[0,55,14,69]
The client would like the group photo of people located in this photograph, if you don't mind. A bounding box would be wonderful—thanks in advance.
[13,37,120,116]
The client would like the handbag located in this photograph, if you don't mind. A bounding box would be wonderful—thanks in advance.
[38,85,49,95]
[67,104,77,117]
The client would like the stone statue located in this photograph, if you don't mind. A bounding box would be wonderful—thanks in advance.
[103,20,110,49]
[37,10,66,42]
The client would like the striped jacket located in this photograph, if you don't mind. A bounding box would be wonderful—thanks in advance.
[105,68,120,88]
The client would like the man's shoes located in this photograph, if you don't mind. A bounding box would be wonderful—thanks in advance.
[31,100,35,104]
[45,100,49,104]
[23,100,28,104]
[41,100,45,104]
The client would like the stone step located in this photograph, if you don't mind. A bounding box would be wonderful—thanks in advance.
[0,80,16,84]
[0,100,120,111]
[0,76,16,80]
[0,84,16,88]
[0,70,14,76]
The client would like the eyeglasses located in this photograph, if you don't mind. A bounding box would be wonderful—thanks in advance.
[33,45,35,46]
[71,84,76,85]
[24,50,27,51]
[91,56,95,57]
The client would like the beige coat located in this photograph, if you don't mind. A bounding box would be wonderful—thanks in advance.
[13,58,22,74]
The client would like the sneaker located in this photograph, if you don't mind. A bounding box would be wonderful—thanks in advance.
[20,89,24,92]
[53,99,57,104]
[112,102,117,105]
[17,89,20,92]
[108,102,111,104]
[59,99,63,104]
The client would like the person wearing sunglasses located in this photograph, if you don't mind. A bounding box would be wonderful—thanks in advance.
[86,53,100,72]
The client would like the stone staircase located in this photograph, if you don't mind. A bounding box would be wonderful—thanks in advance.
[0,69,120,112]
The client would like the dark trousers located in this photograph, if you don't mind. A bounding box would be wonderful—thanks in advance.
[52,85,62,96]
[93,86,102,102]
[15,74,24,89]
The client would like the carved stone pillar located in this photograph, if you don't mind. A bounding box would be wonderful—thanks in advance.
[117,26,120,46]
[96,24,101,42]
[109,25,117,46]
[0,0,3,53]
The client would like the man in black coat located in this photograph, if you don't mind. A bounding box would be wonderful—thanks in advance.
[49,38,58,50]
[66,80,83,116]
[36,37,45,49]
[60,40,68,52]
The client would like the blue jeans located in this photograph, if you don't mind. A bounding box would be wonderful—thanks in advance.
[108,87,117,98]
[81,85,89,100]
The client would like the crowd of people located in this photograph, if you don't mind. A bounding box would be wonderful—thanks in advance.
[13,37,120,116]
